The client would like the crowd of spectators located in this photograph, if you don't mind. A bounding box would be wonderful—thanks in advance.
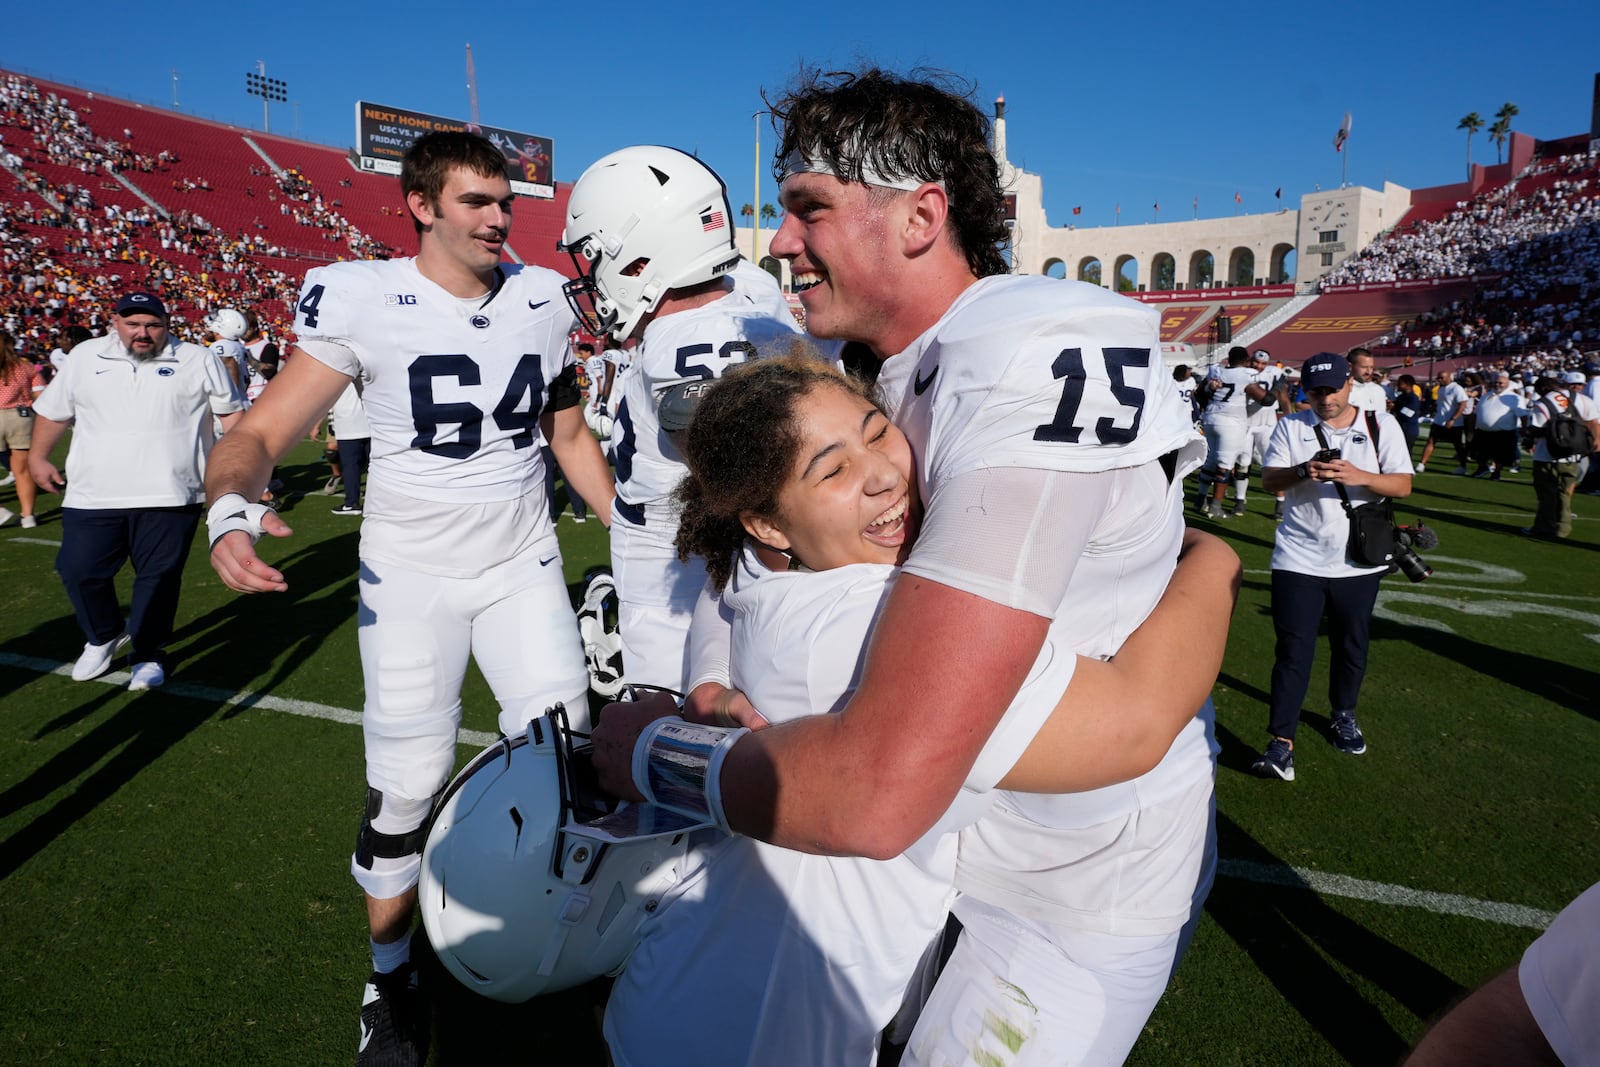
[0,73,418,361]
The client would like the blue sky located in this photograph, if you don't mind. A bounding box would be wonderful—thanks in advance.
[5,2,1597,231]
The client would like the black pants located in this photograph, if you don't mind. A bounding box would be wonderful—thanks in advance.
[1267,568,1384,741]
[337,436,370,509]
[56,506,201,665]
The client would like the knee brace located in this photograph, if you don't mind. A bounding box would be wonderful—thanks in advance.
[352,788,437,899]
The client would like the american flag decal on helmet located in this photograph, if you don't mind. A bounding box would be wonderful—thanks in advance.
[700,208,725,231]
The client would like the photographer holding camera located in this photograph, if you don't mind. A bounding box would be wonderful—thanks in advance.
[1250,353,1414,782]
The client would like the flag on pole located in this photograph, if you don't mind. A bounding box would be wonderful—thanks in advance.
[1072,205,1082,215]
[1274,187,1282,200]
[1234,191,1242,204]
[1334,112,1352,152]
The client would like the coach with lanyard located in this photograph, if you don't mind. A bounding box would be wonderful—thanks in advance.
[1250,352,1413,783]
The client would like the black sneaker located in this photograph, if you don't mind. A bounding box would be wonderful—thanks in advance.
[1273,501,1285,522]
[1330,711,1367,755]
[358,965,427,1067]
[1251,738,1295,781]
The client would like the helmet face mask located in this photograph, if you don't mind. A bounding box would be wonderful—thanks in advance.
[559,146,740,341]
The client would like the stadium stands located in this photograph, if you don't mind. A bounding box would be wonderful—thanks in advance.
[0,70,573,355]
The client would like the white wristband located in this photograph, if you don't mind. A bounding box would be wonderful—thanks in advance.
[206,492,272,547]
[631,718,748,835]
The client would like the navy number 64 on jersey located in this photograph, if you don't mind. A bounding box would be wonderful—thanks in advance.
[1033,346,1150,446]
[409,353,546,458]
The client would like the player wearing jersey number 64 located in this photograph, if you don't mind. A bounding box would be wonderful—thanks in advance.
[204,131,614,1067]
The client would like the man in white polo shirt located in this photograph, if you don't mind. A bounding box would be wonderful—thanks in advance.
[29,291,246,690]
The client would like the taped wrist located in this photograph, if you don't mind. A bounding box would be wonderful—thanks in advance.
[631,718,748,835]
[207,492,272,547]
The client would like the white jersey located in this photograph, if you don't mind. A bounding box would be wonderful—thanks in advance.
[1248,366,1284,427]
[1202,364,1257,423]
[582,352,608,408]
[875,274,1214,909]
[612,286,803,511]
[293,258,578,577]
[209,338,250,395]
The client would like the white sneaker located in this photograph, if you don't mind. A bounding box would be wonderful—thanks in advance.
[71,633,131,681]
[0,506,13,527]
[1415,462,1425,472]
[128,662,166,690]
[20,515,36,528]
[0,471,13,487]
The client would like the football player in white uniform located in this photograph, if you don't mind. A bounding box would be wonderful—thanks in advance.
[204,307,251,400]
[559,146,808,692]
[1247,349,1291,519]
[593,69,1234,1063]
[604,352,1236,1066]
[204,131,613,1067]
[578,341,613,438]
[1197,345,1268,518]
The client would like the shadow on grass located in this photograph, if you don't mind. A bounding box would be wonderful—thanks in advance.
[0,530,362,880]
[417,938,611,1066]
[1205,811,1464,1065]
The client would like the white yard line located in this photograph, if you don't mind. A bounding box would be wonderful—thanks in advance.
[0,651,497,748]
[0,651,1557,930]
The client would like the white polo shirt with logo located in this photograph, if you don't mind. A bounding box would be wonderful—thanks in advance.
[32,332,244,509]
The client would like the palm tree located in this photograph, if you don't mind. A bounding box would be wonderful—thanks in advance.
[740,203,754,221]
[759,203,778,228]
[1457,112,1483,176]
[1492,102,1519,164]
[1489,116,1510,164]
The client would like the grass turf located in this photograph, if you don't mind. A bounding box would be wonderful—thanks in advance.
[2,440,1596,1064]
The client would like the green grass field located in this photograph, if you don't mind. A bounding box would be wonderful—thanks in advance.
[3,438,1596,1065]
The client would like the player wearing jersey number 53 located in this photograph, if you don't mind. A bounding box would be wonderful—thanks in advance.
[204,132,613,1067]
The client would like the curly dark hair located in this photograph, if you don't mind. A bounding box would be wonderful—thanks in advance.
[766,67,1010,279]
[674,345,883,590]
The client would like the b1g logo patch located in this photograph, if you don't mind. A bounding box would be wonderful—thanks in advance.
[384,293,418,306]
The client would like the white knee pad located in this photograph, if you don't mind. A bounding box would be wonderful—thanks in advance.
[351,788,436,900]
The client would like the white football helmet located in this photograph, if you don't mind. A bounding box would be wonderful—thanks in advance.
[204,308,248,341]
[583,404,614,441]
[419,706,694,1003]
[559,146,740,340]
[576,566,625,699]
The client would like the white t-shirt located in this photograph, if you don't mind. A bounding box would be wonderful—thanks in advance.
[1475,388,1524,433]
[1263,407,1414,577]
[609,544,1081,1067]
[1202,365,1258,423]
[292,258,577,577]
[1349,379,1390,411]
[1520,880,1600,1067]
[1434,380,1468,425]
[329,381,370,440]
[32,332,244,509]
[613,286,802,510]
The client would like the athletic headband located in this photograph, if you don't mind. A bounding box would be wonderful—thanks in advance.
[778,145,946,195]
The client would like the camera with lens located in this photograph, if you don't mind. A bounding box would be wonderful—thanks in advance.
[1312,447,1342,463]
[1391,520,1437,583]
